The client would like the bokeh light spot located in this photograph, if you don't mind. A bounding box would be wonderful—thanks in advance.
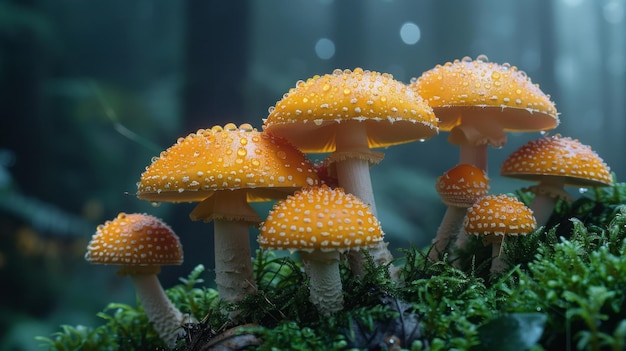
[400,22,421,45]
[315,38,335,60]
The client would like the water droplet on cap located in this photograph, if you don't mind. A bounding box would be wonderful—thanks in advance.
[476,54,489,62]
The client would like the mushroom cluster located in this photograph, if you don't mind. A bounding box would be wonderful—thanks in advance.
[81,54,616,346]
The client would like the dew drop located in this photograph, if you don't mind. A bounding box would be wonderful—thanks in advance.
[476,54,489,62]
[239,123,254,131]
[240,138,248,146]
[579,188,589,194]
[277,151,287,160]
[237,148,247,157]
[224,123,237,131]
[151,202,161,208]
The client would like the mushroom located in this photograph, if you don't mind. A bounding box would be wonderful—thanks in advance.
[410,55,559,172]
[430,164,489,261]
[500,135,613,226]
[263,68,438,274]
[85,212,186,347]
[464,194,537,274]
[137,123,319,305]
[258,185,384,316]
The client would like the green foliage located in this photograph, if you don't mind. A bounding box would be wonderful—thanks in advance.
[245,321,347,351]
[37,264,221,351]
[35,324,115,351]
[236,250,318,325]
[505,206,626,350]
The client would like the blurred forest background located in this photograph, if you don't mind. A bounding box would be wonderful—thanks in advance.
[0,0,624,349]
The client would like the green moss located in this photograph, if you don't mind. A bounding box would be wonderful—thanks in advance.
[38,183,626,350]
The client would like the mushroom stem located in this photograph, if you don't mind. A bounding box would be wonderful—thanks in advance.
[213,218,257,304]
[335,156,377,213]
[450,229,474,269]
[332,122,396,277]
[333,121,378,213]
[449,120,508,172]
[300,250,344,316]
[528,178,568,227]
[459,144,488,172]
[130,274,186,348]
[429,206,466,261]
[489,237,507,274]
[529,194,557,227]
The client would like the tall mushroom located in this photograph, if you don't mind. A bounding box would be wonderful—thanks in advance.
[430,164,489,261]
[410,55,559,172]
[258,185,384,316]
[137,123,319,305]
[464,194,537,274]
[263,68,438,274]
[500,135,613,226]
[85,212,186,348]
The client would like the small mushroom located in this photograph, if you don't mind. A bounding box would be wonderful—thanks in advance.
[85,213,186,347]
[263,68,438,275]
[500,135,613,226]
[137,123,319,305]
[464,195,537,274]
[430,164,489,261]
[258,185,384,316]
[411,55,559,172]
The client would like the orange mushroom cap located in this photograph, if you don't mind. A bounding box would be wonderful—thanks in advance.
[258,185,384,252]
[85,212,183,275]
[263,68,438,153]
[436,164,489,207]
[137,123,319,203]
[411,56,558,132]
[464,194,536,242]
[500,135,613,188]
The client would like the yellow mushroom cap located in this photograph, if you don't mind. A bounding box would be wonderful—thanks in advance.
[411,56,558,133]
[263,68,438,153]
[500,135,613,188]
[137,123,319,203]
[436,164,490,207]
[85,213,183,274]
[258,185,384,252]
[464,194,536,239]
